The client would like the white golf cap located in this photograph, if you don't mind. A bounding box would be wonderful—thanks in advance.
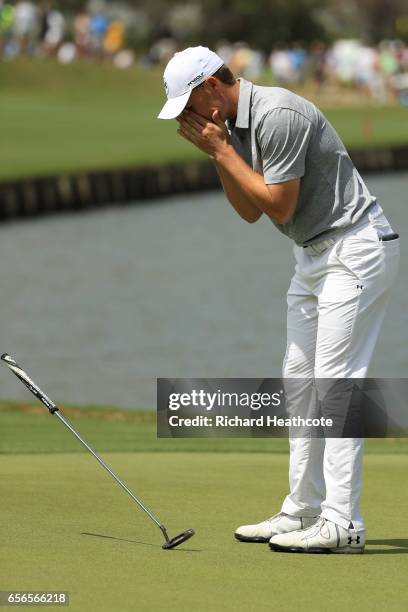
[157,46,224,120]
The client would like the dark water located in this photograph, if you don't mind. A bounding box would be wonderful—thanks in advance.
[0,173,406,408]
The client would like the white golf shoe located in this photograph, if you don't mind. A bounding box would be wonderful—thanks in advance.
[269,517,366,554]
[234,512,318,543]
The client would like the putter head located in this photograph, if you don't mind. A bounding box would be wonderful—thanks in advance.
[162,528,195,550]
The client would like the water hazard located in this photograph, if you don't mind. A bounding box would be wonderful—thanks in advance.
[0,173,406,408]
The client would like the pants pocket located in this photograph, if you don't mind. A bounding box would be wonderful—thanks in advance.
[334,230,400,287]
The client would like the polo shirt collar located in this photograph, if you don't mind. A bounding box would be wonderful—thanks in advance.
[235,77,253,129]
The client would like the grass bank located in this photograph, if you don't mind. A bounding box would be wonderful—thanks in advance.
[1,59,407,181]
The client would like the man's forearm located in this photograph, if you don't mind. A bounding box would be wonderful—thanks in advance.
[213,161,263,223]
[214,144,290,223]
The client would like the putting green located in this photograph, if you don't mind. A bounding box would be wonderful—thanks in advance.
[1,450,407,611]
[1,402,407,610]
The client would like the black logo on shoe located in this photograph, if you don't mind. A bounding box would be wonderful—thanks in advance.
[348,535,361,545]
[357,285,364,290]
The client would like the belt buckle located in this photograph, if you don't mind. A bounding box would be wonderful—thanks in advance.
[308,237,336,255]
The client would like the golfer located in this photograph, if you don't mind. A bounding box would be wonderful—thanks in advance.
[158,46,400,553]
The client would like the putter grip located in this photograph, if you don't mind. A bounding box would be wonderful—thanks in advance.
[1,353,59,414]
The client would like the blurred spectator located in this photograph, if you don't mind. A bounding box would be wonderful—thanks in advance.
[39,2,64,57]
[89,11,108,58]
[228,43,263,81]
[103,20,124,58]
[290,43,307,85]
[310,41,327,92]
[73,9,90,59]
[228,42,251,76]
[244,48,263,81]
[379,41,400,77]
[269,47,296,85]
[38,1,49,43]
[0,0,15,56]
[13,0,37,55]
[142,37,177,67]
[215,39,234,65]
[379,40,407,103]
[354,45,384,102]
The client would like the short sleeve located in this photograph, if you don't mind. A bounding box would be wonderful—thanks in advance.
[257,108,313,184]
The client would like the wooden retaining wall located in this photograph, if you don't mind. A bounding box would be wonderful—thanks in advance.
[0,145,407,221]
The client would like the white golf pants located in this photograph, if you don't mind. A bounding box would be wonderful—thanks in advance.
[280,203,400,532]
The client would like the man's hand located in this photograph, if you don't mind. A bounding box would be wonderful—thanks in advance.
[177,108,299,225]
[177,109,230,158]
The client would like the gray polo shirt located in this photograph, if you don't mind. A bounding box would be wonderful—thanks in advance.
[227,78,377,246]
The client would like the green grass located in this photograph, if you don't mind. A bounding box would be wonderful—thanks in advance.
[1,401,407,611]
[0,452,407,611]
[0,59,407,181]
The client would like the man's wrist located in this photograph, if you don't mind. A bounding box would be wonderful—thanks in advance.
[211,144,235,165]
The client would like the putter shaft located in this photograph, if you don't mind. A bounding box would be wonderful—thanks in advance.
[54,411,163,528]
[1,353,195,549]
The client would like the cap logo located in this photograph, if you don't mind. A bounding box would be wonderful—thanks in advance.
[187,72,204,87]
[164,78,169,95]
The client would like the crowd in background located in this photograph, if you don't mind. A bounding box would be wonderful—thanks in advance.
[1,0,408,104]
[0,0,133,67]
[267,40,407,104]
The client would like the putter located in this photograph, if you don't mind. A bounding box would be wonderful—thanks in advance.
[1,353,195,550]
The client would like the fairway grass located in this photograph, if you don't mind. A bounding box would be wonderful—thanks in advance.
[1,60,407,181]
[0,451,407,612]
[0,401,407,610]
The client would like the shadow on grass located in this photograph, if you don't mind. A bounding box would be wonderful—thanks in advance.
[81,531,201,552]
[365,539,408,554]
